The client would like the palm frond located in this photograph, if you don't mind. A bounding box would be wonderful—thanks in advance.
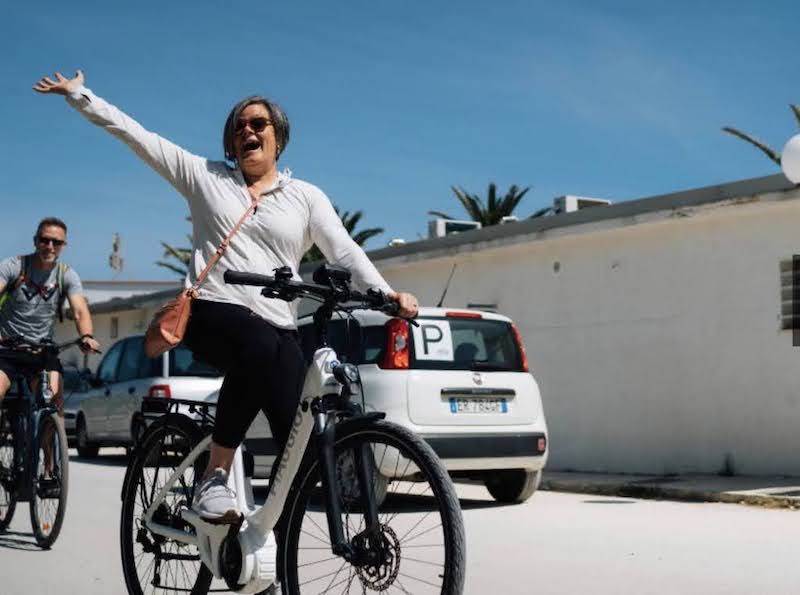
[155,260,189,276]
[530,206,554,218]
[352,227,384,246]
[428,210,455,220]
[722,126,781,165]
[451,186,485,223]
[160,242,191,264]
[791,104,800,129]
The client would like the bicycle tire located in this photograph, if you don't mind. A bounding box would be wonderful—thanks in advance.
[0,408,17,532]
[120,414,214,595]
[29,412,69,548]
[281,419,466,594]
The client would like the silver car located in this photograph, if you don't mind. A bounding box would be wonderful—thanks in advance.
[74,335,222,458]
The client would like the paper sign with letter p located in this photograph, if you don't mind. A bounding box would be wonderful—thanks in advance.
[412,320,454,361]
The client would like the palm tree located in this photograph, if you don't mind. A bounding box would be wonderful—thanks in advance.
[156,217,191,277]
[722,104,800,166]
[302,207,384,263]
[428,183,530,226]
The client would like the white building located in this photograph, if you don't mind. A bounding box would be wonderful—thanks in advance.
[62,173,800,476]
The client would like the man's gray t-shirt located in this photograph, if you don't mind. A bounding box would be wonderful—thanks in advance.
[0,255,83,341]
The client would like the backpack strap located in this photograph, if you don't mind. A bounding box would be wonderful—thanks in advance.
[16,254,30,290]
[0,255,29,314]
[56,262,69,323]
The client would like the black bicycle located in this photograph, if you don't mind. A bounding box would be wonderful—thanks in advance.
[0,337,89,548]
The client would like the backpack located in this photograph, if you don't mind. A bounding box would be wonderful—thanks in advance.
[0,255,69,323]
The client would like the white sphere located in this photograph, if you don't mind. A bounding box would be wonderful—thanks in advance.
[781,134,800,184]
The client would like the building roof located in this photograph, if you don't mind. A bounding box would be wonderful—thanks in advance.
[345,173,796,267]
[88,288,179,315]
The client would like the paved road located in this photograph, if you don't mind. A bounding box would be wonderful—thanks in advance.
[1,450,798,594]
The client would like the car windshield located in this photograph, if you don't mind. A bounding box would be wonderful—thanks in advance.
[409,317,524,371]
[169,344,221,377]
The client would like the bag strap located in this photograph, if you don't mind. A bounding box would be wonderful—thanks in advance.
[191,187,264,290]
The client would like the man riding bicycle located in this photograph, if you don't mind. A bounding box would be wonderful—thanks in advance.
[0,217,101,410]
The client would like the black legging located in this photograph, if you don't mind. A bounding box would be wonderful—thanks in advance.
[183,299,306,449]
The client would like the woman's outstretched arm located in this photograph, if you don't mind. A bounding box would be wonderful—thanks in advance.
[34,70,206,201]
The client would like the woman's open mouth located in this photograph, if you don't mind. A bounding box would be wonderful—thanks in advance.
[242,138,262,155]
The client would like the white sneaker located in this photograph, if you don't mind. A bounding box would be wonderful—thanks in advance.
[192,468,240,524]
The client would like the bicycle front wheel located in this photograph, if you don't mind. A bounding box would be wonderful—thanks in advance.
[282,420,466,594]
[29,411,69,548]
[120,415,213,595]
[0,407,17,532]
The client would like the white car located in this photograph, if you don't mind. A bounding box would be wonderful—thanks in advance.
[290,306,549,503]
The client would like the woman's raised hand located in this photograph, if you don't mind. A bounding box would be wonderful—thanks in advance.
[33,70,84,95]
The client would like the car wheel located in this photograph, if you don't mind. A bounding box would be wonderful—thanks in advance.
[485,469,541,503]
[76,416,100,459]
[129,417,146,452]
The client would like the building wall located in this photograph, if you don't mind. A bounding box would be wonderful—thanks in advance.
[376,193,800,475]
[57,188,800,475]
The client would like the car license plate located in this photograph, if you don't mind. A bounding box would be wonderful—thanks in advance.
[449,397,508,414]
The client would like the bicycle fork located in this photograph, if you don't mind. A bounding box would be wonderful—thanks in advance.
[314,403,381,565]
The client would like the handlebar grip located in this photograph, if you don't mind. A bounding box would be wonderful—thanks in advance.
[223,270,274,287]
[382,301,401,316]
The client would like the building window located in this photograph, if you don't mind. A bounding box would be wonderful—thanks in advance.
[111,316,119,339]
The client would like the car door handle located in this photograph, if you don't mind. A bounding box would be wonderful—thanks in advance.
[128,386,136,395]
[104,388,111,397]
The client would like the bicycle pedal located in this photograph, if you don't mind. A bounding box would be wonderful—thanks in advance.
[36,478,61,499]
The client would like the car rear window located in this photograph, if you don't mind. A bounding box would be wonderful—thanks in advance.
[169,344,222,377]
[410,317,524,371]
[298,315,524,371]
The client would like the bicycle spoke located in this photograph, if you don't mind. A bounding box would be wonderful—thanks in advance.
[287,425,463,594]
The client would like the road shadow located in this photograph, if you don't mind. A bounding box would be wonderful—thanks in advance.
[68,450,129,468]
[0,529,42,552]
[582,499,637,505]
[252,485,505,512]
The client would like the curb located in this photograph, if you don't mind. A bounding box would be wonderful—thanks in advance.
[540,479,800,510]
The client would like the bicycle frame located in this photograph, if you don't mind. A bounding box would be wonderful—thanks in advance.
[142,344,363,589]
[4,370,56,503]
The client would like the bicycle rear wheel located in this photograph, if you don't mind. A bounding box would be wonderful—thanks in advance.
[0,408,17,532]
[29,411,68,548]
[120,415,213,595]
[282,420,466,594]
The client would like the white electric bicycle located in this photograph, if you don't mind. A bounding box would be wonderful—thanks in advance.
[119,264,466,594]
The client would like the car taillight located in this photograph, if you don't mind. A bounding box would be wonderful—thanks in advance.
[537,436,547,453]
[149,384,171,399]
[445,311,482,319]
[510,323,529,372]
[380,318,409,369]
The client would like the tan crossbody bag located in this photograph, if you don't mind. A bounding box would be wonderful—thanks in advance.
[143,191,261,359]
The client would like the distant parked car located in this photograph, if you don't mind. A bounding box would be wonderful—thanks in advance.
[292,306,549,503]
[73,335,222,458]
[62,365,93,446]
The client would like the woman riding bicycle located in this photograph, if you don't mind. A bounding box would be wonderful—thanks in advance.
[34,70,419,523]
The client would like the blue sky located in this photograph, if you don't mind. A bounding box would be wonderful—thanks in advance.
[1,1,798,280]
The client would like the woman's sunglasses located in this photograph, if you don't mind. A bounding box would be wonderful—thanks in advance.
[36,236,66,247]
[234,117,273,134]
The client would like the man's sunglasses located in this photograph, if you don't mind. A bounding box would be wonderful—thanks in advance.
[36,236,66,247]
[234,117,273,134]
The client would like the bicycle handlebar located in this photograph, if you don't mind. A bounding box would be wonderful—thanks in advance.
[0,336,101,354]
[223,269,401,316]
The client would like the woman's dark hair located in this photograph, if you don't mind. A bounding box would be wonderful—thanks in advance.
[223,96,290,163]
